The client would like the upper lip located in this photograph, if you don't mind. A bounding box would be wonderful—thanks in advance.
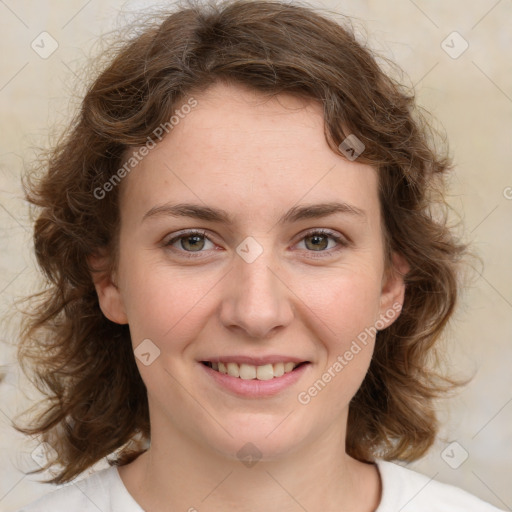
[200,355,309,366]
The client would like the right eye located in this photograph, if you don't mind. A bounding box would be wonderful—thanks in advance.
[163,230,219,258]
[163,230,217,257]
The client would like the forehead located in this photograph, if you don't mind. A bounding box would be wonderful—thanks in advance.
[119,82,380,225]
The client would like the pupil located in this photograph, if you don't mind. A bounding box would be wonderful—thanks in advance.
[183,235,204,251]
[308,234,327,250]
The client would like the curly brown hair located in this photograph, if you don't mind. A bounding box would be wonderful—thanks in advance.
[15,0,469,484]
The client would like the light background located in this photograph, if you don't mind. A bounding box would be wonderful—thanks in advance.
[0,0,511,510]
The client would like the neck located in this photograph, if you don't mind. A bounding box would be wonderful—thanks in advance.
[118,416,381,512]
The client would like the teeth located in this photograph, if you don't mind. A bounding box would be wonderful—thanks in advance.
[256,364,274,381]
[239,364,257,380]
[284,362,295,373]
[226,362,240,377]
[273,362,285,377]
[208,361,301,380]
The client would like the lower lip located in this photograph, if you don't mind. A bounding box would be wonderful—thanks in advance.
[199,362,310,398]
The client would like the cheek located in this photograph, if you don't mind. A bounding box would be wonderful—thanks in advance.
[300,267,383,338]
[298,273,381,407]
[119,259,217,348]
[298,268,382,398]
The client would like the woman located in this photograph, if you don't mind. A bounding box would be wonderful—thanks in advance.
[14,0,505,510]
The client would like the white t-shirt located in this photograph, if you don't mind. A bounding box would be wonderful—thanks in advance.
[16,459,505,511]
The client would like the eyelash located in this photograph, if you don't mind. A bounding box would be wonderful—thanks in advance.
[162,228,349,260]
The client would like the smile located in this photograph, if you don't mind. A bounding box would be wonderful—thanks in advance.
[201,361,308,380]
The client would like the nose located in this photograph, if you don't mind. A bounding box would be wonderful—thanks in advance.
[218,247,294,340]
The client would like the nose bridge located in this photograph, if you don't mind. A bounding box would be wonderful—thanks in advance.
[219,237,294,338]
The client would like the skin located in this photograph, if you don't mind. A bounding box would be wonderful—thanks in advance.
[92,81,408,512]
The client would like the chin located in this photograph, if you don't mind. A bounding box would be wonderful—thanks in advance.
[201,418,306,464]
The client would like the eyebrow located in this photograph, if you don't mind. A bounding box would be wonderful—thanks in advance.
[142,201,366,225]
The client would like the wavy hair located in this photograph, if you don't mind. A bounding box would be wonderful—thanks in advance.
[15,0,469,484]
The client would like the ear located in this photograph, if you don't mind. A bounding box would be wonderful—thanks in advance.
[88,254,128,325]
[377,251,409,330]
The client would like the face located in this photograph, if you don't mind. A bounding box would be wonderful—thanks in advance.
[93,81,406,462]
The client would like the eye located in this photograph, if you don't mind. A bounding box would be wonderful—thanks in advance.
[163,230,215,255]
[163,228,348,259]
[295,229,348,255]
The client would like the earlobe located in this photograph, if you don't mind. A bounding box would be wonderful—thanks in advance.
[88,256,128,325]
[378,252,409,329]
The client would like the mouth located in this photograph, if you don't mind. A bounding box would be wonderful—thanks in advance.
[201,360,310,381]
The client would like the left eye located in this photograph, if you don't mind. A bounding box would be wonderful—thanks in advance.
[297,231,341,251]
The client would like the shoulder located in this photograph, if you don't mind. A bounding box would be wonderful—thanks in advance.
[376,459,506,512]
[16,465,143,512]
